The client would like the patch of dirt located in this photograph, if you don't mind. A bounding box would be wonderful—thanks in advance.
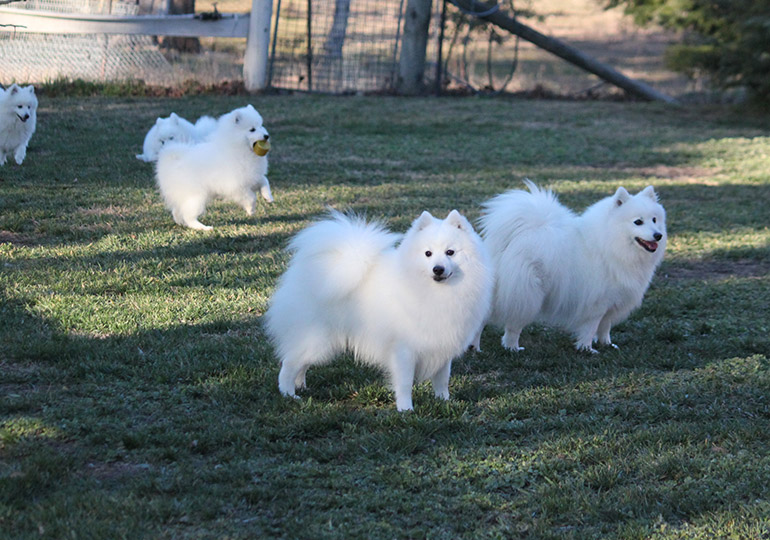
[663,260,770,281]
[86,461,153,482]
[0,230,38,246]
[77,205,132,217]
[624,165,718,183]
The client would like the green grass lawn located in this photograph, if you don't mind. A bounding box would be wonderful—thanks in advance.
[1,94,769,539]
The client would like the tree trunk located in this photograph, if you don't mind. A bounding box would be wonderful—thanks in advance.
[139,0,201,53]
[396,0,432,95]
[319,0,351,92]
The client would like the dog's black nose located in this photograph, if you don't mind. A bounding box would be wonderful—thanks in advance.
[654,232,663,241]
[264,134,270,141]
[432,265,444,276]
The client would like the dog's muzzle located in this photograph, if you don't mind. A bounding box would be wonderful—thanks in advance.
[432,265,451,282]
[16,113,29,123]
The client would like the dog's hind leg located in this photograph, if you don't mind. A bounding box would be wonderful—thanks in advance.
[431,360,451,401]
[574,319,602,353]
[278,358,305,398]
[502,325,525,352]
[177,197,212,230]
[596,312,619,349]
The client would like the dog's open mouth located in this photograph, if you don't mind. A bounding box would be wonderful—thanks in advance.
[432,272,452,283]
[635,237,658,253]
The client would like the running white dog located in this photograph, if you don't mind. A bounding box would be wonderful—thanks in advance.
[136,112,216,162]
[264,210,494,411]
[0,84,37,166]
[477,180,666,353]
[154,105,272,230]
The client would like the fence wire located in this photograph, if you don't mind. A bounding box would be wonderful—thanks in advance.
[0,0,170,84]
[268,0,445,93]
[0,0,523,94]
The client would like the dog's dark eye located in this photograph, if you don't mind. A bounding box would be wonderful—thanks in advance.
[249,128,256,132]
[634,219,643,226]
[652,217,657,223]
[425,251,432,257]
[445,249,454,256]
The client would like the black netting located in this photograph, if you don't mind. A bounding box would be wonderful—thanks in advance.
[268,0,444,93]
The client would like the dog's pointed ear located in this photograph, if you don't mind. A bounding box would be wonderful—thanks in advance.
[233,111,242,124]
[155,117,163,125]
[639,185,658,202]
[170,113,180,124]
[25,85,35,95]
[9,84,19,95]
[614,187,631,207]
[446,209,469,230]
[414,211,434,231]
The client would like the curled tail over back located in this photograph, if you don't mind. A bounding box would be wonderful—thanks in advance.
[479,179,575,254]
[285,211,401,300]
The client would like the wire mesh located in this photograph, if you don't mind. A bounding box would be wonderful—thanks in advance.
[0,0,171,84]
[268,0,445,94]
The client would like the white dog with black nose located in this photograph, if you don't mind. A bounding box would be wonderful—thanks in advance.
[0,84,38,166]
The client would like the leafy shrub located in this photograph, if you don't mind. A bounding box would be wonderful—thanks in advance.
[605,0,770,102]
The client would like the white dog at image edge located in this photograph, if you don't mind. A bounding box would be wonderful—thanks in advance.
[0,84,38,166]
[264,210,494,411]
[475,180,666,353]
[154,104,272,230]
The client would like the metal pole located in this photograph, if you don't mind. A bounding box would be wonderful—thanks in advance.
[435,0,447,96]
[306,0,312,91]
[267,0,282,88]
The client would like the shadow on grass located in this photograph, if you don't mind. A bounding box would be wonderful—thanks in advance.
[2,271,769,537]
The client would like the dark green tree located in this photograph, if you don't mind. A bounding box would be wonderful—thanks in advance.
[606,0,770,101]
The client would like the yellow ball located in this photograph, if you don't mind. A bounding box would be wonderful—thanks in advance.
[253,140,271,156]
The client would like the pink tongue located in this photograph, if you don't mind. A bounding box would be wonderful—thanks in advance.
[647,241,658,250]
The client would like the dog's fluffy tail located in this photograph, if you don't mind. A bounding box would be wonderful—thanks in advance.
[479,179,574,253]
[285,211,400,301]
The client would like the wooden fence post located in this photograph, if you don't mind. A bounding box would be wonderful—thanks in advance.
[243,0,273,92]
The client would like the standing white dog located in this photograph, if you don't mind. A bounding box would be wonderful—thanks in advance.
[136,112,216,162]
[264,210,494,411]
[0,84,37,166]
[154,105,272,230]
[477,180,666,353]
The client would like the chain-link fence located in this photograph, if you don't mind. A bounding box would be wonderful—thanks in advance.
[0,0,620,95]
[267,0,444,93]
[0,0,172,83]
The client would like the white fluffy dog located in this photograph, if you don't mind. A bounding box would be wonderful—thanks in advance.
[264,210,494,411]
[0,84,37,166]
[154,105,272,230]
[136,112,216,162]
[477,180,666,353]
